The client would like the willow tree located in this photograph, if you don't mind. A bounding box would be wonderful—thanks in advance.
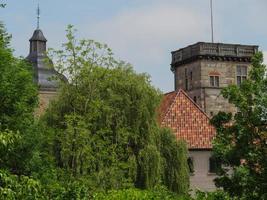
[159,128,189,194]
[42,25,189,194]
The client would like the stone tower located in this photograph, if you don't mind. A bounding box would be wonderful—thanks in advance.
[171,42,258,116]
[26,28,60,115]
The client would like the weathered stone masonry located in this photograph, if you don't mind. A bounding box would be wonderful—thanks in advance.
[171,42,258,116]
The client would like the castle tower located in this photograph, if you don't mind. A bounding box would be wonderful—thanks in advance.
[171,42,258,116]
[26,6,61,115]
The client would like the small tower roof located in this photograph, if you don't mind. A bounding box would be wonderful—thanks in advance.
[29,29,47,42]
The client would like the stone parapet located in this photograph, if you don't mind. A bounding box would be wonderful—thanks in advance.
[171,42,258,70]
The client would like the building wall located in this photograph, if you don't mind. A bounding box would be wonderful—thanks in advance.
[35,90,57,117]
[174,61,203,108]
[174,60,250,116]
[189,150,217,192]
[200,60,248,116]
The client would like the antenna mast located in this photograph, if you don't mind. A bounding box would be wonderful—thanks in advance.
[210,0,214,43]
[37,4,40,29]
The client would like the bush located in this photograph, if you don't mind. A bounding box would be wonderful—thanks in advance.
[93,186,187,200]
[0,170,45,200]
[194,190,238,200]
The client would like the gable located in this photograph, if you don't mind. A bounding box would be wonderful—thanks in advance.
[158,91,177,123]
[160,90,216,149]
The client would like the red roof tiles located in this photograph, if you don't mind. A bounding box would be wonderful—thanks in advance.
[159,89,216,149]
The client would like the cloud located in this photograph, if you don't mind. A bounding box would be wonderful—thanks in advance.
[79,2,210,91]
[90,3,209,62]
[12,0,267,92]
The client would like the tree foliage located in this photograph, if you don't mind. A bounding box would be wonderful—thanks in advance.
[0,22,38,176]
[93,186,185,200]
[41,25,189,194]
[0,23,38,132]
[159,128,189,194]
[211,52,267,200]
[0,22,189,198]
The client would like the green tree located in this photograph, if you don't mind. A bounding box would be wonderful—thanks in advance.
[211,52,267,200]
[159,128,189,195]
[93,186,184,200]
[0,22,89,200]
[0,23,38,132]
[0,22,38,174]
[41,25,189,194]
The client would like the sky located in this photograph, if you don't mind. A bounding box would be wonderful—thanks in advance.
[1,0,267,92]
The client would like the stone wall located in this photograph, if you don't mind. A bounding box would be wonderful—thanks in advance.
[174,61,203,108]
[199,60,247,116]
[174,59,250,116]
[174,60,201,91]
[35,90,57,117]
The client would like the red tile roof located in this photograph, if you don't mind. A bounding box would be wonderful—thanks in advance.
[159,89,216,149]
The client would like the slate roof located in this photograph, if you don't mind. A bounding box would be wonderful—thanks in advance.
[159,89,216,149]
[29,29,47,42]
[27,29,61,91]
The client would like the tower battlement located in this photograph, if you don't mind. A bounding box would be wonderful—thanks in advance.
[171,42,258,70]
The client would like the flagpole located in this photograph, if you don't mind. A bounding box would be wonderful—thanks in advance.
[37,4,40,29]
[210,0,214,43]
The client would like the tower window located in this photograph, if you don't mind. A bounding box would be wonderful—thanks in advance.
[190,71,193,89]
[210,76,219,87]
[185,68,188,91]
[236,66,247,86]
[185,78,188,91]
[193,96,197,103]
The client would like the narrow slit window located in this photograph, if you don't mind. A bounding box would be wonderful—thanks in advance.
[185,68,188,91]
